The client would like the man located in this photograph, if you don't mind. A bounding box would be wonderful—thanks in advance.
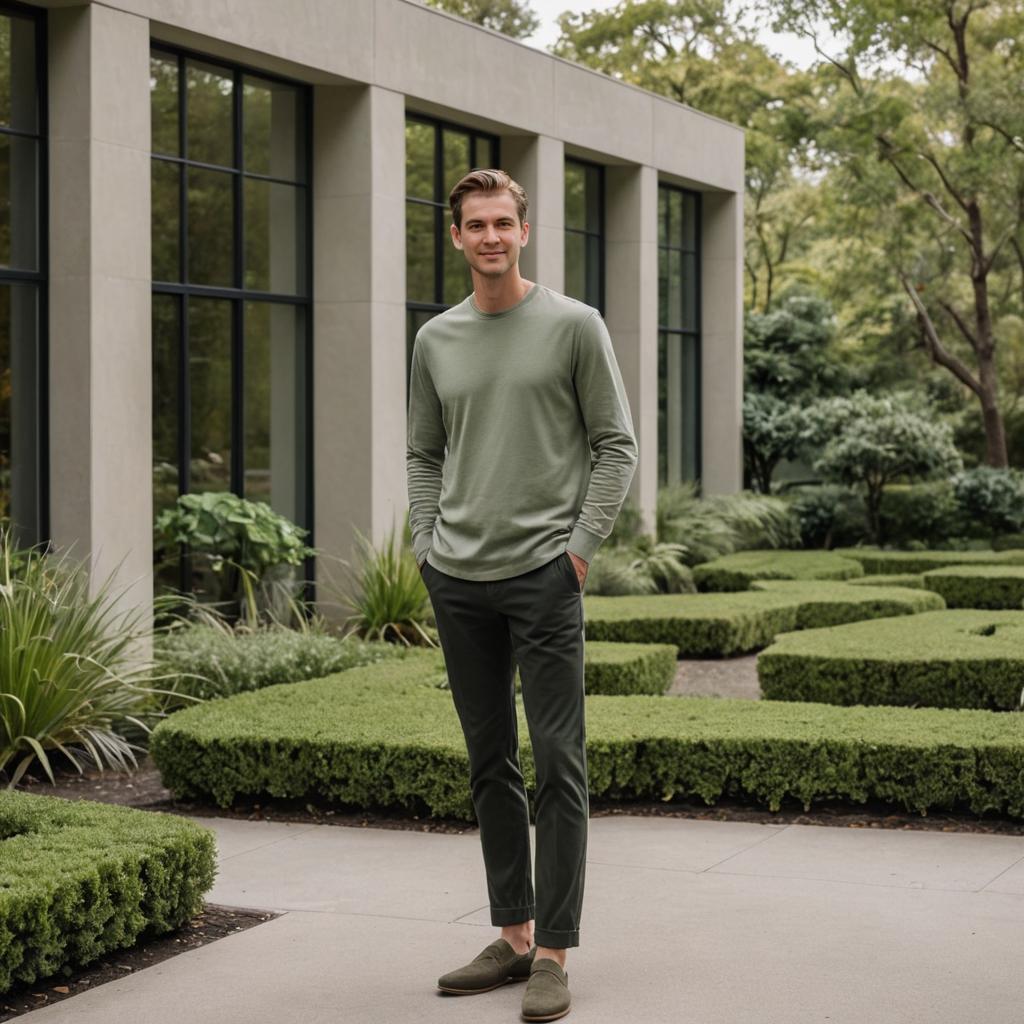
[406,168,638,1022]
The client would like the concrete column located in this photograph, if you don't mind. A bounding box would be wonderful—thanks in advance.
[48,5,153,627]
[501,133,564,291]
[603,163,658,538]
[312,84,406,615]
[700,190,744,494]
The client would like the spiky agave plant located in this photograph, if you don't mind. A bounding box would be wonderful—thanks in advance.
[0,526,191,788]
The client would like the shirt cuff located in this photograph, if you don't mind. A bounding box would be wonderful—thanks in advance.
[412,531,433,565]
[567,524,604,564]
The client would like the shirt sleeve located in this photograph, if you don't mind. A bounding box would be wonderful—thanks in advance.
[567,311,639,563]
[405,335,446,564]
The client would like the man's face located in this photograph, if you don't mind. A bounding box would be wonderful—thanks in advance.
[451,190,529,279]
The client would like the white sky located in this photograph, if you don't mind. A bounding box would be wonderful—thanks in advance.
[522,0,840,70]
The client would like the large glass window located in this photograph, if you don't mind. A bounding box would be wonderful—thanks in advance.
[0,4,45,548]
[150,46,311,594]
[657,183,701,486]
[405,113,498,390]
[564,158,604,313]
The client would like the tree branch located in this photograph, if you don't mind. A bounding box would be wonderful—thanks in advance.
[899,272,983,396]
[937,298,978,350]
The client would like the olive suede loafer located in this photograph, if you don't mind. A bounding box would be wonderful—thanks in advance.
[521,956,571,1022]
[437,938,536,995]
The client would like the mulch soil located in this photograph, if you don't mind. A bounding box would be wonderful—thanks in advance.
[7,750,1024,1019]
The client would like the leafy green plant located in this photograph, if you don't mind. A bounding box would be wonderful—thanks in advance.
[952,467,1024,537]
[0,526,188,788]
[784,484,866,549]
[154,491,316,625]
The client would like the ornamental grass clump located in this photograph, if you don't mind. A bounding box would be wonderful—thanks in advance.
[0,526,185,788]
[323,523,436,646]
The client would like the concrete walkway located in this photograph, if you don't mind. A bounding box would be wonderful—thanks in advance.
[25,812,1024,1023]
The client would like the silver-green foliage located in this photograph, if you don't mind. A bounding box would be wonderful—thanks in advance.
[154,625,409,701]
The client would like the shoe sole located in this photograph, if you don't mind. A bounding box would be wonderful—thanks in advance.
[521,1005,571,1022]
[437,975,530,995]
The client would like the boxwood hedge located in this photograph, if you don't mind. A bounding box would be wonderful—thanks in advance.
[149,649,1024,821]
[847,573,926,589]
[693,550,864,591]
[833,547,1024,575]
[0,790,216,994]
[578,641,678,695]
[582,583,943,656]
[758,609,1024,711]
[921,566,1024,610]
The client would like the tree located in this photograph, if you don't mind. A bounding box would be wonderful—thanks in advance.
[742,292,857,492]
[761,0,1024,467]
[804,390,964,541]
[425,0,540,39]
[745,292,855,400]
[551,0,820,312]
[743,392,808,493]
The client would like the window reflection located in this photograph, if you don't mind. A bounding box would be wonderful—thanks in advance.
[244,302,306,525]
[564,158,603,310]
[186,59,233,167]
[0,8,43,547]
[657,184,701,487]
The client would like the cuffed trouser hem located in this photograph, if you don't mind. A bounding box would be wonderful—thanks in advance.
[491,905,536,926]
[534,928,579,949]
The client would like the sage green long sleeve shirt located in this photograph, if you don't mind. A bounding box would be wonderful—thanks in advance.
[406,282,638,582]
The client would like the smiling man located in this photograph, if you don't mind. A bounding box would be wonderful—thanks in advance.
[406,168,638,1023]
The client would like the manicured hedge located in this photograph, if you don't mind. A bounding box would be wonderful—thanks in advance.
[758,609,1024,711]
[921,566,1024,610]
[693,550,864,591]
[578,641,678,695]
[150,649,1024,821]
[582,583,942,656]
[0,790,216,994]
[833,547,1024,575]
[847,573,926,589]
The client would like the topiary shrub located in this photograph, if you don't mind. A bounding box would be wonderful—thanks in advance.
[0,790,215,994]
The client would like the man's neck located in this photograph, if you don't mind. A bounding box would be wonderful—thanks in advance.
[472,273,535,314]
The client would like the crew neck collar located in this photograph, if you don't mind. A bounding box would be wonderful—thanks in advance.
[469,282,540,319]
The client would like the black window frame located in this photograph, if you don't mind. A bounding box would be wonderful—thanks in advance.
[657,181,702,489]
[404,111,501,382]
[0,0,48,547]
[564,156,605,315]
[150,41,315,601]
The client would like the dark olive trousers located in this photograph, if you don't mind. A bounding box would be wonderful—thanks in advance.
[421,551,588,949]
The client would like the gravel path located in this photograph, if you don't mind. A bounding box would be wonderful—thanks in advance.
[668,654,761,699]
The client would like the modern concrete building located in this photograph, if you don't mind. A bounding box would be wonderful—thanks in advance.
[2,0,744,624]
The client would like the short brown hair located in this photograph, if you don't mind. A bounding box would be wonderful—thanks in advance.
[449,169,529,231]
